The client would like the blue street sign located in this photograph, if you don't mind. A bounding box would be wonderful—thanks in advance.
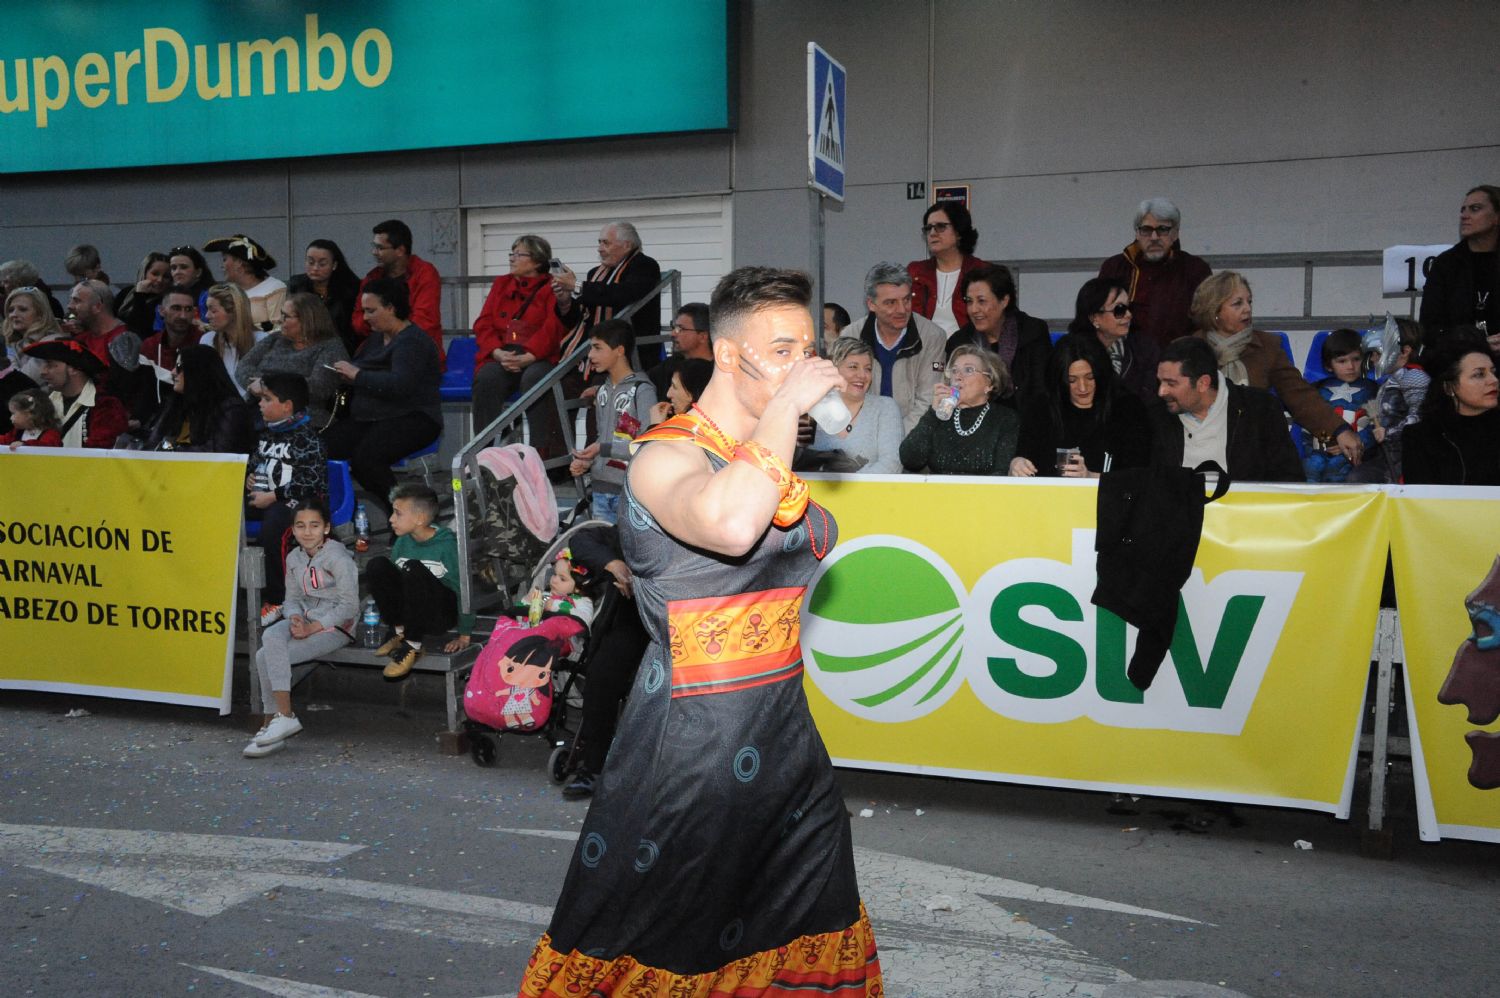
[807,43,846,201]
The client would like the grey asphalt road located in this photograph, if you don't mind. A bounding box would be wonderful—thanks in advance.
[0,687,1493,998]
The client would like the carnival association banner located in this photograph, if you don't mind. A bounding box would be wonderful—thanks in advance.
[0,449,243,712]
[1390,487,1500,843]
[801,477,1388,815]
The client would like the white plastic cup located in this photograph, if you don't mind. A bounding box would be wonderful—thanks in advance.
[809,389,852,435]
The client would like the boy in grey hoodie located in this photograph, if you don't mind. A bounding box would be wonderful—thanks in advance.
[569,318,658,523]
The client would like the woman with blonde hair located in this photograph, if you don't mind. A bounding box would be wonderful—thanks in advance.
[1190,270,1361,465]
[202,282,266,397]
[4,285,66,385]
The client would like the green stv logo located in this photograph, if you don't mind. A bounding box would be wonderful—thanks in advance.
[803,532,1300,733]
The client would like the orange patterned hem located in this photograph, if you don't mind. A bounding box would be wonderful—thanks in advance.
[518,904,882,997]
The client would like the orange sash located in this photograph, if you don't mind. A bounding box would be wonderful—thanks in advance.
[633,411,809,527]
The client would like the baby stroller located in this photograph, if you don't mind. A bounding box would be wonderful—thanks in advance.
[462,518,618,779]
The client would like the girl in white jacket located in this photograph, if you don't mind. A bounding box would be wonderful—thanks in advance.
[245,498,358,757]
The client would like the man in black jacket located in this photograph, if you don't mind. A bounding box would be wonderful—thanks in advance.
[1150,337,1301,483]
[554,221,664,368]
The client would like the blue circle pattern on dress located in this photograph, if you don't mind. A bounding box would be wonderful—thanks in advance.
[634,838,659,873]
[643,658,666,694]
[581,831,607,868]
[782,521,807,552]
[719,917,744,950]
[733,746,761,783]
[626,493,653,531]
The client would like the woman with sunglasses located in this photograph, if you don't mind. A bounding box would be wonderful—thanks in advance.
[1068,276,1160,404]
[907,202,986,335]
[1190,271,1362,466]
[942,263,1051,405]
[899,344,1019,476]
[1010,333,1151,478]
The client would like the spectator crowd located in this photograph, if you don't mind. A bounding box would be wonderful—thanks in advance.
[2,185,1496,767]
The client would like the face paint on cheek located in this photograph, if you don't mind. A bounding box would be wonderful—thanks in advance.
[741,344,794,378]
[737,358,765,381]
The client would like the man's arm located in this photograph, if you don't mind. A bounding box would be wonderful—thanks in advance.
[349,271,375,341]
[408,260,444,356]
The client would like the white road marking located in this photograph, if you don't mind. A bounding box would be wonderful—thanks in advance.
[7,820,1234,998]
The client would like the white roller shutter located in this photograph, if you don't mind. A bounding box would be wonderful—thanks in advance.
[464,195,732,333]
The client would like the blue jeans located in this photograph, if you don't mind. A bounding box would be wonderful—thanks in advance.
[591,492,621,524]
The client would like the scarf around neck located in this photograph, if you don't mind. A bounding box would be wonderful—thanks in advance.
[1207,328,1254,386]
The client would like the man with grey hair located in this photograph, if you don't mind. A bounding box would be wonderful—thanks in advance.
[66,279,142,397]
[555,220,664,367]
[846,261,946,433]
[0,258,64,317]
[1098,197,1212,348]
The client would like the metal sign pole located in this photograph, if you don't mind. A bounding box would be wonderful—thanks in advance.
[807,41,844,354]
[811,188,826,352]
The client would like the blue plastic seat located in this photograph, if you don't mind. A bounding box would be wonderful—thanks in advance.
[1302,331,1332,383]
[328,459,355,526]
[1049,330,1064,344]
[440,337,477,401]
[1271,331,1294,365]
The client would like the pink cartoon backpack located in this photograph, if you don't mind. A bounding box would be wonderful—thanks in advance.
[464,626,558,732]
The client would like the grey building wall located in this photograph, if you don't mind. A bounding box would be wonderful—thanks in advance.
[2,1,1496,326]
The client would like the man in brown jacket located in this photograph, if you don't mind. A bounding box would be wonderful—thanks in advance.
[1098,198,1212,349]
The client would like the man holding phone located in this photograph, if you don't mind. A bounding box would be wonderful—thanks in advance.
[552,221,663,369]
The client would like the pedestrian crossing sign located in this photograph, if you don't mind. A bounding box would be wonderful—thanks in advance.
[807,43,846,201]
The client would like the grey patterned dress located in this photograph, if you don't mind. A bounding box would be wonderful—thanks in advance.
[525,436,880,992]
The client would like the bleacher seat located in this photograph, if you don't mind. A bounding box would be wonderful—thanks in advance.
[441,337,478,402]
[328,460,355,527]
[392,436,441,470]
[1272,331,1294,365]
[1049,330,1064,344]
[1303,331,1332,383]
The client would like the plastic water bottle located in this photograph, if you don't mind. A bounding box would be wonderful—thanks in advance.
[808,389,852,435]
[361,598,381,647]
[353,502,370,552]
[933,385,960,420]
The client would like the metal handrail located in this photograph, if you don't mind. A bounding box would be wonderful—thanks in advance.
[1007,248,1402,330]
[450,269,682,615]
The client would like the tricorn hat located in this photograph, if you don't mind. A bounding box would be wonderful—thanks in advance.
[24,338,105,378]
[203,234,277,271]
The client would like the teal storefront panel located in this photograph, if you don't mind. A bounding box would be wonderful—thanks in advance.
[0,2,731,173]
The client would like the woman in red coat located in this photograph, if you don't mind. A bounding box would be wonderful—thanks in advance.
[472,234,567,435]
[907,201,986,335]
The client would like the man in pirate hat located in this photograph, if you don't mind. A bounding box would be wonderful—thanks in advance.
[24,339,128,448]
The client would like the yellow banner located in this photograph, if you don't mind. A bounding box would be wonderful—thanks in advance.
[802,477,1387,813]
[0,450,244,711]
[1391,488,1500,843]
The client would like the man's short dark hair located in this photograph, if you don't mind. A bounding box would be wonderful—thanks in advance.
[362,275,411,320]
[1161,336,1220,390]
[373,219,413,254]
[1321,328,1364,370]
[390,482,439,520]
[709,267,812,343]
[675,302,710,335]
[163,284,198,303]
[824,301,852,332]
[590,317,636,354]
[260,371,310,413]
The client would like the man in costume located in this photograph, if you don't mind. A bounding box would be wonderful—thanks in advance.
[520,267,882,996]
